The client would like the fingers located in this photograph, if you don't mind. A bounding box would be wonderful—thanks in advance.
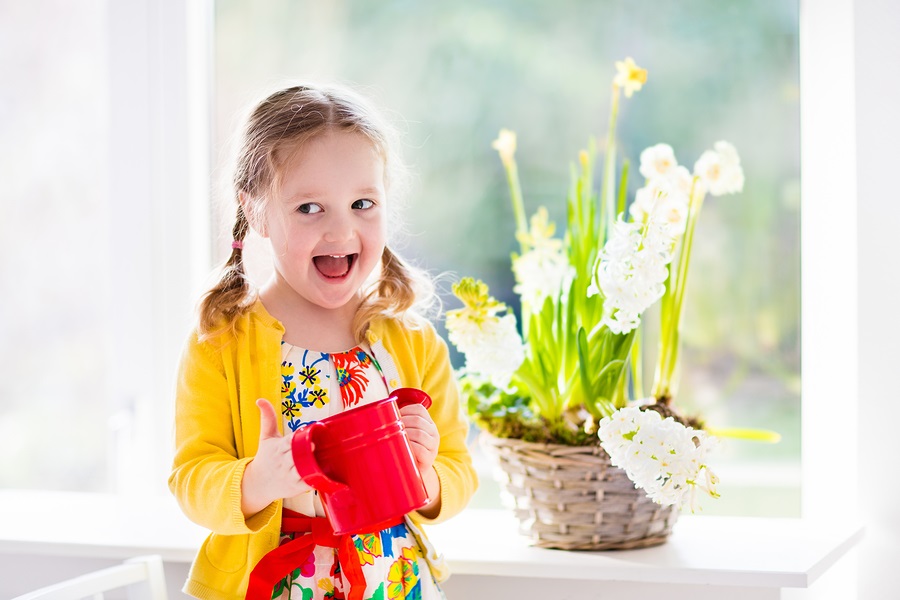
[256,398,280,441]
[398,403,429,418]
[404,422,439,449]
[406,433,438,468]
[401,408,439,471]
[401,414,438,442]
[400,403,437,432]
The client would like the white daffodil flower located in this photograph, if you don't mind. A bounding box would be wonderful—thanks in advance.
[639,143,678,181]
[491,128,517,169]
[613,57,648,98]
[694,140,745,197]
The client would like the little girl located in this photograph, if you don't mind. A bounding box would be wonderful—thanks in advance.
[169,83,478,600]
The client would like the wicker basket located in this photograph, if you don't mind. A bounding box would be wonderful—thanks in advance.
[480,433,679,550]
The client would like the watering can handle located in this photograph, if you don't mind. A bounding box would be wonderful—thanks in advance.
[291,422,346,494]
[390,387,432,410]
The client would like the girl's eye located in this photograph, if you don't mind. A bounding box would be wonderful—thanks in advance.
[352,199,375,210]
[298,203,322,214]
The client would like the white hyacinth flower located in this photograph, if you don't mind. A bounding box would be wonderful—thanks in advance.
[598,406,720,511]
[447,312,524,388]
[512,208,573,307]
[593,212,677,335]
[693,141,745,197]
[446,278,525,389]
[512,250,572,308]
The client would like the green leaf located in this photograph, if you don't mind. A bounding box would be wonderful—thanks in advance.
[576,327,595,415]
[595,359,626,400]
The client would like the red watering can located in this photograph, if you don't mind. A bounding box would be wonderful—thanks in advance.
[290,387,432,535]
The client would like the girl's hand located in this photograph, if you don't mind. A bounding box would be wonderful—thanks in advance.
[400,402,443,518]
[240,398,311,518]
[399,402,440,473]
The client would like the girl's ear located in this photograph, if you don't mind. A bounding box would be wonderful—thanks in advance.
[239,191,269,238]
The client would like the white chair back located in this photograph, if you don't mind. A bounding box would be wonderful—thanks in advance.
[10,555,167,600]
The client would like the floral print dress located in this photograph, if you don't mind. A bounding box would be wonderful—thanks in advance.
[272,341,444,600]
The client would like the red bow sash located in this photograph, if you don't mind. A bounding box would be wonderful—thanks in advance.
[246,510,397,600]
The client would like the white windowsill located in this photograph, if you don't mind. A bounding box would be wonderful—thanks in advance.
[0,490,863,595]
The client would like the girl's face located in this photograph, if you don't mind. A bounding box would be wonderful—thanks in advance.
[261,131,388,315]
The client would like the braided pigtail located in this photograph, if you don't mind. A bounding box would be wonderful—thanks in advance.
[197,204,253,338]
[352,246,436,343]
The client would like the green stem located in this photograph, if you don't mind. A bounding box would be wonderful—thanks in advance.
[652,178,705,401]
[504,160,528,255]
[652,263,673,399]
[500,155,531,335]
[599,85,621,238]
[570,146,596,331]
[617,159,630,219]
[630,325,644,400]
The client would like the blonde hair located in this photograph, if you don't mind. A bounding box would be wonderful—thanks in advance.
[198,83,434,341]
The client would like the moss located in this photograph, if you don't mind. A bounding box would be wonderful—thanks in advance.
[470,410,600,446]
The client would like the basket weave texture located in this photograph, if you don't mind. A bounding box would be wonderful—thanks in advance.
[481,433,679,550]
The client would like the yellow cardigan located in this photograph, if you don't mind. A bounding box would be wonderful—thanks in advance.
[168,300,478,600]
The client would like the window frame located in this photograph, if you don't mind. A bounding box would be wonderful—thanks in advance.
[798,0,858,521]
[119,0,859,521]
[106,0,212,495]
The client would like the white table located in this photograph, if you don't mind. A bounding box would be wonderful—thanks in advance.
[428,508,863,599]
[0,492,862,599]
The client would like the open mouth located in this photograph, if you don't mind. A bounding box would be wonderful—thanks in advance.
[313,254,357,279]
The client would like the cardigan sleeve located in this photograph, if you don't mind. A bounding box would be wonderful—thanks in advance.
[167,330,279,536]
[408,323,479,525]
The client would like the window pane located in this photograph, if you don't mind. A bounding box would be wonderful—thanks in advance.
[213,0,801,516]
[0,1,111,491]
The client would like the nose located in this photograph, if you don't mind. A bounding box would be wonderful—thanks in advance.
[322,211,354,243]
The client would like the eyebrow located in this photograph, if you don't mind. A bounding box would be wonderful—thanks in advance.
[355,186,384,198]
[288,191,320,202]
[285,187,384,203]
[287,187,384,202]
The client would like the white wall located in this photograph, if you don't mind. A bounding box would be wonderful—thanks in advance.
[855,0,900,597]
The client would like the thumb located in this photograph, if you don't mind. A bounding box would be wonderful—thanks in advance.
[256,398,281,440]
